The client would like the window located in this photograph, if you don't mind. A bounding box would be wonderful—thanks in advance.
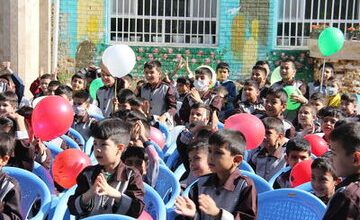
[109,0,218,46]
[277,0,360,48]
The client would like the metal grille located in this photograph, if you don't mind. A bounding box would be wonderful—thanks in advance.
[109,0,218,46]
[277,0,360,48]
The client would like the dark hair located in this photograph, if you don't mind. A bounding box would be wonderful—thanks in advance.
[0,117,14,128]
[318,62,334,71]
[252,65,267,76]
[55,85,73,99]
[188,139,209,154]
[209,129,246,156]
[195,67,213,79]
[48,80,61,88]
[262,117,285,134]
[90,118,131,146]
[73,90,90,101]
[112,109,150,138]
[144,60,162,72]
[176,77,191,86]
[341,94,357,104]
[0,91,18,107]
[281,59,296,69]
[299,104,317,116]
[285,138,311,156]
[318,107,344,120]
[40,74,52,80]
[243,79,259,90]
[122,146,148,163]
[311,156,337,179]
[128,97,145,107]
[255,60,269,66]
[71,73,87,81]
[0,132,15,157]
[117,89,135,104]
[310,92,326,103]
[330,122,360,155]
[190,103,211,118]
[216,62,230,71]
[266,89,288,105]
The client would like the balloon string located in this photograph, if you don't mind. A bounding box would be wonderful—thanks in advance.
[320,58,326,94]
[113,78,118,112]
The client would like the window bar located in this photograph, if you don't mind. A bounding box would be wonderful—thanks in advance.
[197,0,200,44]
[288,0,292,46]
[161,0,165,43]
[115,0,119,41]
[150,0,153,42]
[330,0,335,27]
[309,0,314,33]
[184,0,187,44]
[295,0,299,46]
[316,0,321,25]
[121,0,125,42]
[156,0,159,43]
[281,0,286,46]
[345,0,349,34]
[351,0,356,28]
[134,0,138,42]
[190,0,193,44]
[203,0,206,45]
[209,0,212,45]
[177,0,180,43]
[170,0,173,43]
[142,0,145,42]
[301,0,306,46]
[324,0,328,26]
[338,0,342,32]
[127,0,131,42]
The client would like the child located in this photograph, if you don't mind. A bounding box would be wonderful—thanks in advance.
[295,104,321,137]
[71,73,87,92]
[248,117,288,181]
[311,154,339,204]
[175,129,257,219]
[326,76,341,107]
[68,118,144,218]
[317,107,344,142]
[273,138,311,189]
[116,89,136,111]
[309,92,326,113]
[323,122,360,219]
[122,146,149,182]
[138,60,177,125]
[233,79,265,117]
[47,80,61,95]
[34,74,52,98]
[340,94,358,119]
[175,77,191,103]
[251,65,270,100]
[55,85,73,102]
[0,132,22,220]
[308,63,335,96]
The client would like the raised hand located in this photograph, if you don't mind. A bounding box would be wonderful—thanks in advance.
[174,196,196,217]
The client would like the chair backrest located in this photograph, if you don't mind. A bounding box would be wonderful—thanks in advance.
[44,141,63,159]
[173,163,186,181]
[156,122,171,148]
[182,179,199,197]
[268,166,291,187]
[240,170,273,194]
[51,186,77,220]
[68,128,86,146]
[239,160,255,173]
[165,149,180,170]
[217,122,224,130]
[258,189,326,220]
[88,112,105,121]
[32,162,56,194]
[144,183,166,220]
[296,182,313,193]
[61,134,81,149]
[83,214,136,220]
[164,125,185,154]
[3,166,52,220]
[84,136,94,156]
[154,165,181,209]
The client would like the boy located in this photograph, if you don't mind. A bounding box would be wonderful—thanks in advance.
[317,107,344,142]
[68,118,144,218]
[34,74,52,98]
[175,77,191,103]
[47,80,61,95]
[175,129,257,219]
[116,89,136,111]
[0,132,22,220]
[251,65,269,100]
[248,117,288,181]
[71,73,87,92]
[55,85,73,103]
[326,76,341,108]
[309,92,326,113]
[308,63,335,96]
[323,122,360,219]
[122,146,149,183]
[311,154,339,204]
[340,94,358,119]
[273,138,311,189]
[295,104,321,137]
[138,60,177,125]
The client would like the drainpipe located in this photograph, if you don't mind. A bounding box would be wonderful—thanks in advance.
[51,0,60,73]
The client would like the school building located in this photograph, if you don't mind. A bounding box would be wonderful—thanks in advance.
[0,0,359,94]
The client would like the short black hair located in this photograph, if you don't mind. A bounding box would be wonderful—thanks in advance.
[0,91,18,108]
[144,60,162,71]
[243,79,259,90]
[341,94,357,104]
[90,118,131,146]
[0,132,15,157]
[216,62,230,71]
[55,85,73,98]
[318,62,334,71]
[71,73,87,81]
[267,89,288,105]
[188,139,209,154]
[310,92,326,103]
[285,138,311,156]
[73,90,90,101]
[128,97,145,107]
[40,74,52,80]
[255,60,269,66]
[281,59,296,70]
[117,89,135,104]
[262,117,285,134]
[176,77,191,86]
[48,80,61,88]
[122,146,148,163]
[299,104,317,116]
[209,129,246,156]
[190,103,211,118]
[330,122,360,155]
[252,65,267,76]
[311,155,337,179]
[318,107,344,120]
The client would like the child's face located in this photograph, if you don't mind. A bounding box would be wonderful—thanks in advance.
[321,116,339,136]
[176,83,190,95]
[340,101,356,116]
[0,155,10,168]
[310,100,325,112]
[208,145,241,174]
[298,106,315,126]
[189,108,209,126]
[47,85,59,95]
[265,95,286,117]
[323,67,334,81]
[311,168,337,199]
[195,73,211,83]
[263,128,282,149]
[251,69,266,86]
[286,150,310,168]
[71,77,86,91]
[73,97,89,117]
[124,156,147,175]
[93,138,124,168]
[280,62,296,82]
[0,101,15,116]
[216,68,229,82]
[40,78,51,92]
[243,85,259,103]
[330,140,359,177]
[144,67,161,85]
[188,149,211,177]
[101,71,116,87]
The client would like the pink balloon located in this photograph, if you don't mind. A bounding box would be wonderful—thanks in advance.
[138,210,153,220]
[304,134,329,157]
[150,127,166,149]
[290,159,313,187]
[32,96,74,141]
[224,113,265,150]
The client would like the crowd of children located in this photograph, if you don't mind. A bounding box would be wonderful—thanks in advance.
[0,57,358,220]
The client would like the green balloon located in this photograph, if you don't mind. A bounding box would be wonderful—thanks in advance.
[318,27,345,57]
[89,78,104,100]
[270,66,282,85]
[283,86,302,110]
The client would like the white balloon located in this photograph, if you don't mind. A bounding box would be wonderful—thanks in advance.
[102,45,136,78]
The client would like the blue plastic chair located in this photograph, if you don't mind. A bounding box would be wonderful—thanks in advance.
[3,166,52,220]
[268,166,291,187]
[88,112,105,121]
[182,179,198,197]
[241,170,273,194]
[50,185,77,220]
[32,162,56,195]
[83,214,136,220]
[239,160,255,173]
[144,183,166,220]
[154,165,181,209]
[61,134,81,149]
[258,189,326,220]
[68,128,86,147]
[44,141,63,159]
[163,125,185,154]
[84,136,94,156]
[296,182,313,193]
[149,141,164,159]
[173,163,186,181]
[165,149,180,170]
[156,122,171,148]
[217,122,224,130]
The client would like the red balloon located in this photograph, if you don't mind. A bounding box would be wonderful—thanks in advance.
[224,113,265,150]
[52,149,91,189]
[304,134,329,157]
[138,210,153,220]
[150,126,165,149]
[290,159,313,187]
[31,96,74,141]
